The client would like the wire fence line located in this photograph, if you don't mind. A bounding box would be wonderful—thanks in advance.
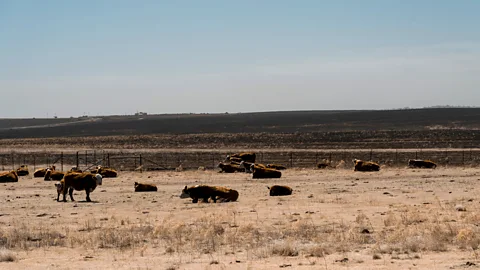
[1,148,479,172]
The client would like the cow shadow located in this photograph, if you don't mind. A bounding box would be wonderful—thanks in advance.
[76,200,100,203]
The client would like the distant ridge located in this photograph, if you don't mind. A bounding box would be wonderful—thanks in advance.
[0,108,479,139]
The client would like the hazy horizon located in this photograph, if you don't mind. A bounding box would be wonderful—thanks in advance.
[1,1,479,118]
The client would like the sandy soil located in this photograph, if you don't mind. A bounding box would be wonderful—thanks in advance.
[1,166,480,270]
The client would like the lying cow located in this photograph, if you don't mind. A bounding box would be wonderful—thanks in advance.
[16,165,29,176]
[408,159,437,169]
[44,168,65,181]
[134,182,158,192]
[180,185,239,203]
[353,159,380,172]
[266,164,287,170]
[239,161,267,173]
[218,162,245,173]
[33,166,56,178]
[252,165,282,179]
[69,166,83,173]
[91,166,118,178]
[0,171,18,183]
[55,172,103,202]
[268,185,292,196]
[226,152,256,163]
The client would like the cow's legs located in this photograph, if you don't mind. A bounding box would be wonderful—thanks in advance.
[85,190,91,202]
[69,187,75,201]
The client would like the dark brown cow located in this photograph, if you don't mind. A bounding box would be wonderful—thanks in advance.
[353,159,380,172]
[180,185,239,203]
[218,162,245,173]
[16,165,29,176]
[134,182,158,192]
[55,172,103,202]
[0,171,18,183]
[226,152,256,163]
[408,159,437,169]
[44,169,65,181]
[268,185,292,196]
[252,165,282,179]
[317,162,331,169]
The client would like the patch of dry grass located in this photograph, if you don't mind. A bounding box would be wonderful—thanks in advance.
[0,248,16,262]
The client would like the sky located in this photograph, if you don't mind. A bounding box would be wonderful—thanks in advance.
[0,0,479,118]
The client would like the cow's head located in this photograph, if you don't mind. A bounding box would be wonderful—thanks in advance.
[179,185,191,198]
[94,174,103,185]
[44,168,53,180]
[54,181,63,193]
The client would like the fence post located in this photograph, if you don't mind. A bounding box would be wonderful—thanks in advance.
[85,150,88,167]
[329,152,332,165]
[107,153,110,167]
[315,151,318,166]
[139,154,142,168]
[46,154,49,167]
[370,149,373,161]
[212,153,215,169]
[2,156,4,171]
[93,150,96,164]
[23,156,26,166]
[76,151,79,168]
[33,154,36,170]
[415,151,418,159]
[462,149,465,166]
[61,152,64,172]
[11,152,14,171]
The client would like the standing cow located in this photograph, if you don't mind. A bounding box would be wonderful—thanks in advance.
[55,172,103,202]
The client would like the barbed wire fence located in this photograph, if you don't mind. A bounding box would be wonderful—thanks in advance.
[1,148,479,172]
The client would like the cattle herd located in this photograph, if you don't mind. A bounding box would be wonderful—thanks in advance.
[0,153,438,204]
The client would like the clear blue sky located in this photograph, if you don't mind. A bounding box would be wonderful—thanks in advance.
[0,0,479,117]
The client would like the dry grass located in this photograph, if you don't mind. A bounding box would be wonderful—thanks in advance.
[0,248,16,262]
[1,167,480,269]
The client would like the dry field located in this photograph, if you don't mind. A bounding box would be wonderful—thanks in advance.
[1,165,480,269]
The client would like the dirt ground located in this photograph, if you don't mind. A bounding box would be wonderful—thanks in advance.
[1,166,480,270]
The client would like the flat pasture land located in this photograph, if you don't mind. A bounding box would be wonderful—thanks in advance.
[1,166,480,269]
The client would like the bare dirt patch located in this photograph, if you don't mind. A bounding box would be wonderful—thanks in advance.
[1,166,480,269]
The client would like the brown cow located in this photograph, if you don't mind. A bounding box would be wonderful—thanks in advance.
[353,159,380,172]
[16,165,29,176]
[218,162,245,173]
[91,166,118,178]
[33,166,56,178]
[69,166,83,173]
[408,159,437,169]
[252,165,282,179]
[0,171,18,183]
[239,161,267,173]
[55,172,103,202]
[268,185,292,196]
[134,182,158,192]
[180,185,239,203]
[44,169,65,181]
[226,152,256,163]
[266,164,287,170]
